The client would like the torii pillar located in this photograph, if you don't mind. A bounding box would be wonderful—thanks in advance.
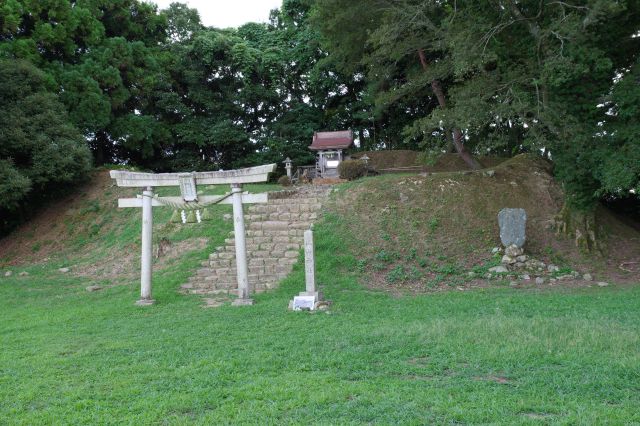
[231,183,252,305]
[138,186,155,305]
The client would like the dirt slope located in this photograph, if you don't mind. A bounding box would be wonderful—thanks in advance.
[0,170,125,265]
[328,154,640,292]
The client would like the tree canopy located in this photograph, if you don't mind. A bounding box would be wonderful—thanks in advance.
[0,0,638,236]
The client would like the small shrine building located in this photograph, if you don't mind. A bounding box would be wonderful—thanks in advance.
[309,130,354,178]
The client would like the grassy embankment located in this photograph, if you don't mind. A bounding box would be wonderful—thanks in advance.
[0,168,639,424]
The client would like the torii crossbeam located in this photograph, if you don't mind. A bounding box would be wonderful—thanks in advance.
[110,164,276,306]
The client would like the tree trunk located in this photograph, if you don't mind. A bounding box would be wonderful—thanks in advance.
[418,49,482,170]
[93,131,108,166]
[554,204,602,253]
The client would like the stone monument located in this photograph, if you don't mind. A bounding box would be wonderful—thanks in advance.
[497,208,529,268]
[498,208,527,248]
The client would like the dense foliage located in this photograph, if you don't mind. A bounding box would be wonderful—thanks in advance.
[0,59,91,231]
[311,0,640,209]
[0,0,638,235]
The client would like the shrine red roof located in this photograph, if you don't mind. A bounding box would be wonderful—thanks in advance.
[309,130,354,151]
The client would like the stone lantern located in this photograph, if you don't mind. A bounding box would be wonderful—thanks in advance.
[283,157,292,178]
[360,154,370,175]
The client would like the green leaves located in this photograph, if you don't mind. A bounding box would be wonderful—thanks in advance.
[0,59,91,232]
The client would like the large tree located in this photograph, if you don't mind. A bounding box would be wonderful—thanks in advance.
[0,59,91,234]
[312,0,640,249]
[0,0,168,165]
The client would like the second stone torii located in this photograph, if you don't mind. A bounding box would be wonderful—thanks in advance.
[110,164,276,306]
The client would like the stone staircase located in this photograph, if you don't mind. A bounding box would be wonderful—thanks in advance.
[181,185,331,295]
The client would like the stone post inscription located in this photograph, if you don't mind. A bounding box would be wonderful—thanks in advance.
[304,229,316,294]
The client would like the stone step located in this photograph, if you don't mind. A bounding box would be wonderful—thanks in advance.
[182,185,329,294]
[202,259,299,275]
[245,212,319,222]
[218,241,302,251]
[248,221,313,231]
[247,203,325,213]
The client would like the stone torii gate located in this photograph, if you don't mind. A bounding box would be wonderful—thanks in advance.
[110,164,276,306]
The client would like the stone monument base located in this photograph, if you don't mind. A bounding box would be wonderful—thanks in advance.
[288,292,324,311]
[135,298,155,306]
[231,298,255,306]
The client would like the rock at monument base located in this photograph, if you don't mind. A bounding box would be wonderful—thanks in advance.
[498,208,527,248]
[583,273,593,281]
[525,259,546,270]
[86,285,103,292]
[316,301,331,311]
[18,272,29,276]
[489,265,509,273]
[4,271,12,277]
[501,255,517,265]
[58,267,70,273]
[535,277,545,285]
[597,281,609,287]
[547,264,560,273]
[505,244,524,257]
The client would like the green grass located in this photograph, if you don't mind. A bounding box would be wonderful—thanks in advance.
[1,185,640,424]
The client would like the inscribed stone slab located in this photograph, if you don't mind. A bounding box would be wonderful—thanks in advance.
[498,208,527,248]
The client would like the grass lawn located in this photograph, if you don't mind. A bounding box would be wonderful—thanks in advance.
[1,184,639,424]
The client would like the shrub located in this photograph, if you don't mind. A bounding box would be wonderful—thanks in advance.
[338,160,366,180]
[278,175,292,186]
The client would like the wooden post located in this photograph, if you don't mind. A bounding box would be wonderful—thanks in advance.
[230,184,253,305]
[136,186,155,306]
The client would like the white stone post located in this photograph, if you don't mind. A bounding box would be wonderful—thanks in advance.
[303,229,316,296]
[136,186,155,306]
[231,184,253,305]
[289,228,322,310]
